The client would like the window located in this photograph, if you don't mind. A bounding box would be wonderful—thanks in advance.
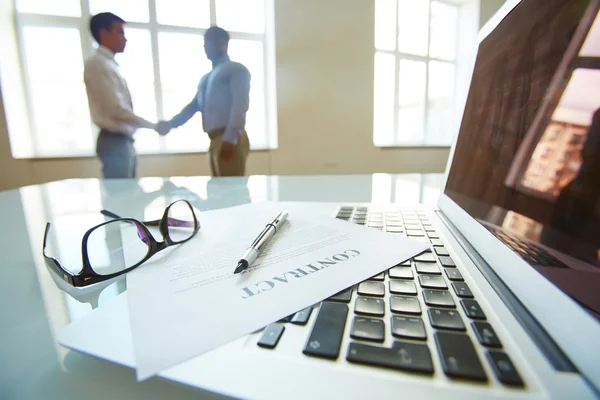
[9,0,276,158]
[374,0,465,146]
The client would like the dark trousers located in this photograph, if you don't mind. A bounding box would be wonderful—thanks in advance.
[96,130,136,179]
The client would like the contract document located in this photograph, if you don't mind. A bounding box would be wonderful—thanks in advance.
[124,201,428,380]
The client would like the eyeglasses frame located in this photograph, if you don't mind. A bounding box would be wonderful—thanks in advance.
[42,199,200,287]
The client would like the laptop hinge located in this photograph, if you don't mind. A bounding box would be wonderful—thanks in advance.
[436,211,578,373]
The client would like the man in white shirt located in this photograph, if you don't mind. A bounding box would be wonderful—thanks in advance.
[84,12,158,179]
[157,27,251,177]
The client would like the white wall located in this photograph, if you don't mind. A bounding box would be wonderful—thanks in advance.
[479,0,506,28]
[0,0,504,191]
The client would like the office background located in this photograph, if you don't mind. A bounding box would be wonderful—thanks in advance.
[0,0,505,191]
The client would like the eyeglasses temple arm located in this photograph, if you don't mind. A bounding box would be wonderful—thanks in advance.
[139,218,194,228]
[42,222,76,285]
[101,209,121,219]
[101,210,194,228]
[43,222,51,252]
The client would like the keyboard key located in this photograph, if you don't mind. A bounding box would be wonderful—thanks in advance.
[389,232,406,237]
[444,268,464,281]
[369,272,385,281]
[389,280,417,295]
[427,232,440,239]
[435,332,487,382]
[461,299,486,320]
[354,296,385,316]
[428,308,465,331]
[472,322,502,348]
[435,246,450,256]
[336,209,352,219]
[257,323,285,349]
[358,281,385,297]
[347,341,434,374]
[386,226,404,233]
[350,317,385,342]
[487,351,524,387]
[452,282,474,298]
[418,275,448,289]
[414,252,436,262]
[423,290,456,308]
[390,296,421,315]
[389,266,413,279]
[328,287,353,303]
[291,307,313,325]
[394,260,411,267]
[439,256,455,267]
[430,239,444,247]
[278,315,293,323]
[386,219,403,224]
[415,262,441,275]
[391,316,427,340]
[303,302,348,359]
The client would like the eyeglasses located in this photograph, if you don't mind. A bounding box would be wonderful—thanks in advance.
[42,200,200,287]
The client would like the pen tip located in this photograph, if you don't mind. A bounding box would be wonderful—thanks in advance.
[234,261,247,274]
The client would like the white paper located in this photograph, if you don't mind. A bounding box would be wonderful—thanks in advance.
[126,201,428,380]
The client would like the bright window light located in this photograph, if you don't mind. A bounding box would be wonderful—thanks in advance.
[374,0,463,146]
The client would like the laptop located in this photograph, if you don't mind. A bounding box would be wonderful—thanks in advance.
[58,0,600,398]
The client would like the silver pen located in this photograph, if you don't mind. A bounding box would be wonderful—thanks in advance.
[234,210,289,274]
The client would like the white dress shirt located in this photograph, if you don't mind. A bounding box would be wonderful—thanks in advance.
[83,46,154,135]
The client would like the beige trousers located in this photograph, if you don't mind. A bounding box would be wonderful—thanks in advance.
[208,130,250,176]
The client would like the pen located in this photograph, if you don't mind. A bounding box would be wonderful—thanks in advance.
[234,210,289,274]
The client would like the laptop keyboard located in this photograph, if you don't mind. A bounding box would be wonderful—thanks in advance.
[256,206,525,388]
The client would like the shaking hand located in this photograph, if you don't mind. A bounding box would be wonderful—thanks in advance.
[156,121,172,136]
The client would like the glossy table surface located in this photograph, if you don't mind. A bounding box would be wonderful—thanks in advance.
[0,174,443,399]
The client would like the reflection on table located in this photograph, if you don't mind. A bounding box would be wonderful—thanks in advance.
[2,173,442,400]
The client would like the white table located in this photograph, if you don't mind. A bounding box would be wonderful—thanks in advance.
[0,174,442,399]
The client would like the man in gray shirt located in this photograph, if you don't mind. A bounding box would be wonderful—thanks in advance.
[158,26,251,176]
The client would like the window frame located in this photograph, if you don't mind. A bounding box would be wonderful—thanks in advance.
[12,0,277,158]
[374,0,461,147]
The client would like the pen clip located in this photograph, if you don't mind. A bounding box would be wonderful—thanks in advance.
[272,210,289,229]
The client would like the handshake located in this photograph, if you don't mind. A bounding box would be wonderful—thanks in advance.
[154,120,172,136]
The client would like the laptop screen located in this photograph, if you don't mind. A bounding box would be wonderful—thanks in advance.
[444,0,600,319]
